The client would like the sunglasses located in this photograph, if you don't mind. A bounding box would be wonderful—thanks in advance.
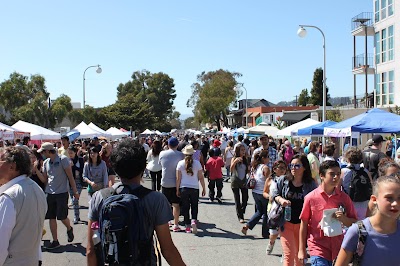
[273,166,286,171]
[289,164,303,170]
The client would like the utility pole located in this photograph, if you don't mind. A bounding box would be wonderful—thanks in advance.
[294,95,298,107]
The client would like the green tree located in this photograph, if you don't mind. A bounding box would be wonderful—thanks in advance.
[298,89,310,106]
[116,70,176,124]
[187,69,242,130]
[326,110,343,122]
[0,72,72,128]
[309,68,329,106]
[184,116,200,129]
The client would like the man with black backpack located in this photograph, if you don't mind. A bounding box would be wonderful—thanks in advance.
[362,135,387,181]
[86,139,185,266]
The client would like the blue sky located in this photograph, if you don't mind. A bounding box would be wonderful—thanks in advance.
[0,1,373,117]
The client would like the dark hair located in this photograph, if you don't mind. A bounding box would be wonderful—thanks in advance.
[378,157,400,177]
[151,140,162,157]
[323,143,335,157]
[110,139,146,179]
[319,160,340,176]
[191,140,199,149]
[291,154,313,184]
[238,135,244,141]
[243,138,250,146]
[208,148,215,157]
[251,140,259,149]
[345,147,363,164]
[61,136,70,142]
[234,144,248,170]
[185,155,194,176]
[68,145,78,153]
[89,147,102,166]
[227,140,234,147]
[31,148,42,161]
[1,147,31,176]
[251,150,269,171]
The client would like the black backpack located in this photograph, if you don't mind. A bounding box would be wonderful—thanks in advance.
[347,166,372,202]
[99,185,153,265]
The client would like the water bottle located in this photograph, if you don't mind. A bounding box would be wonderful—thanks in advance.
[284,206,292,221]
[91,221,103,265]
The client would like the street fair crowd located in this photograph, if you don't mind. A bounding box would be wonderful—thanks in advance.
[0,131,399,266]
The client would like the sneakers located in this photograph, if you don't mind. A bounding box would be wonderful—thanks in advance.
[209,198,214,203]
[168,221,173,227]
[191,219,198,235]
[172,225,181,232]
[239,219,245,224]
[73,218,80,225]
[46,240,61,250]
[185,226,191,233]
[216,197,223,204]
[67,227,74,242]
[266,241,275,255]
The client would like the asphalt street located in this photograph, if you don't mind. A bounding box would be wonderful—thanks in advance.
[41,177,293,266]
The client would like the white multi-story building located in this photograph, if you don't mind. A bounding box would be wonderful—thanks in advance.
[351,1,397,108]
[374,0,396,107]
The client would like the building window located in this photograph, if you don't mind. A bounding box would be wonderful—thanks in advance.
[388,0,394,16]
[382,72,387,105]
[381,28,387,63]
[381,0,387,20]
[375,0,380,22]
[376,73,381,105]
[388,25,394,60]
[389,70,394,104]
[375,32,381,64]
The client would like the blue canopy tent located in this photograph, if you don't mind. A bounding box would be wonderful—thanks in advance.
[65,130,80,142]
[297,120,337,136]
[324,108,400,137]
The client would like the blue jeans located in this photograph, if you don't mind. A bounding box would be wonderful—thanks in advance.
[247,192,269,238]
[310,256,332,266]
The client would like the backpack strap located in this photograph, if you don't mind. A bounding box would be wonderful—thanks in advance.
[354,220,368,262]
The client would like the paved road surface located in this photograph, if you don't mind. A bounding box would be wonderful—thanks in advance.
[42,178,292,265]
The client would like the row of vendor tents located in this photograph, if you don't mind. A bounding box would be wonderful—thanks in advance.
[0,120,169,143]
[217,108,400,138]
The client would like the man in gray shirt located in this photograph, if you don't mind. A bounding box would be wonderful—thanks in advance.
[159,137,184,232]
[39,142,79,250]
[86,139,185,266]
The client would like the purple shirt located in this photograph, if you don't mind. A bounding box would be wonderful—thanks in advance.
[341,218,400,266]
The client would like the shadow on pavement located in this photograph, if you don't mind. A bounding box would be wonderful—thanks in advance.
[199,200,236,206]
[42,241,86,256]
[195,222,255,240]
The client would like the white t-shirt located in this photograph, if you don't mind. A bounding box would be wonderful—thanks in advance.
[176,159,202,189]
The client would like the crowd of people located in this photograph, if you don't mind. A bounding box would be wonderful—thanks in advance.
[0,132,399,265]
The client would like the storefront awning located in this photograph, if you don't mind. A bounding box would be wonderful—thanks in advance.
[250,112,260,117]
[242,112,252,117]
[281,112,310,122]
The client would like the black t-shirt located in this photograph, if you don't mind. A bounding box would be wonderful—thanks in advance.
[362,148,387,180]
[286,181,304,224]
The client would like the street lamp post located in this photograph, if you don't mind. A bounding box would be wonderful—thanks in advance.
[83,65,102,109]
[297,25,326,122]
[234,85,248,127]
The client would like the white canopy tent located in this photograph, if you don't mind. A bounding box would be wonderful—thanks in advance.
[88,122,111,138]
[276,118,320,137]
[74,122,105,139]
[12,120,60,141]
[106,127,127,140]
[141,129,154,135]
[247,122,279,137]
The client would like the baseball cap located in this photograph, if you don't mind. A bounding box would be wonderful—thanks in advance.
[213,139,221,147]
[372,134,384,144]
[37,142,55,153]
[168,137,179,147]
[93,136,99,140]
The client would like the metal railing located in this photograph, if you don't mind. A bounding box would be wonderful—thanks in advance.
[352,53,374,69]
[351,12,373,32]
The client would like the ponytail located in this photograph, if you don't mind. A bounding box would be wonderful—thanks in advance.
[185,155,194,176]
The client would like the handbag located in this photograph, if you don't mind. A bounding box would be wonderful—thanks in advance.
[245,170,257,189]
[267,201,284,228]
[230,167,247,188]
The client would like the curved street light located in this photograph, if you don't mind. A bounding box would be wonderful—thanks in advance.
[83,65,102,109]
[297,25,326,122]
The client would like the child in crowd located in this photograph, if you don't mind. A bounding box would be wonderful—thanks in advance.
[335,175,400,265]
[299,160,357,266]
[265,160,288,255]
[205,148,224,203]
